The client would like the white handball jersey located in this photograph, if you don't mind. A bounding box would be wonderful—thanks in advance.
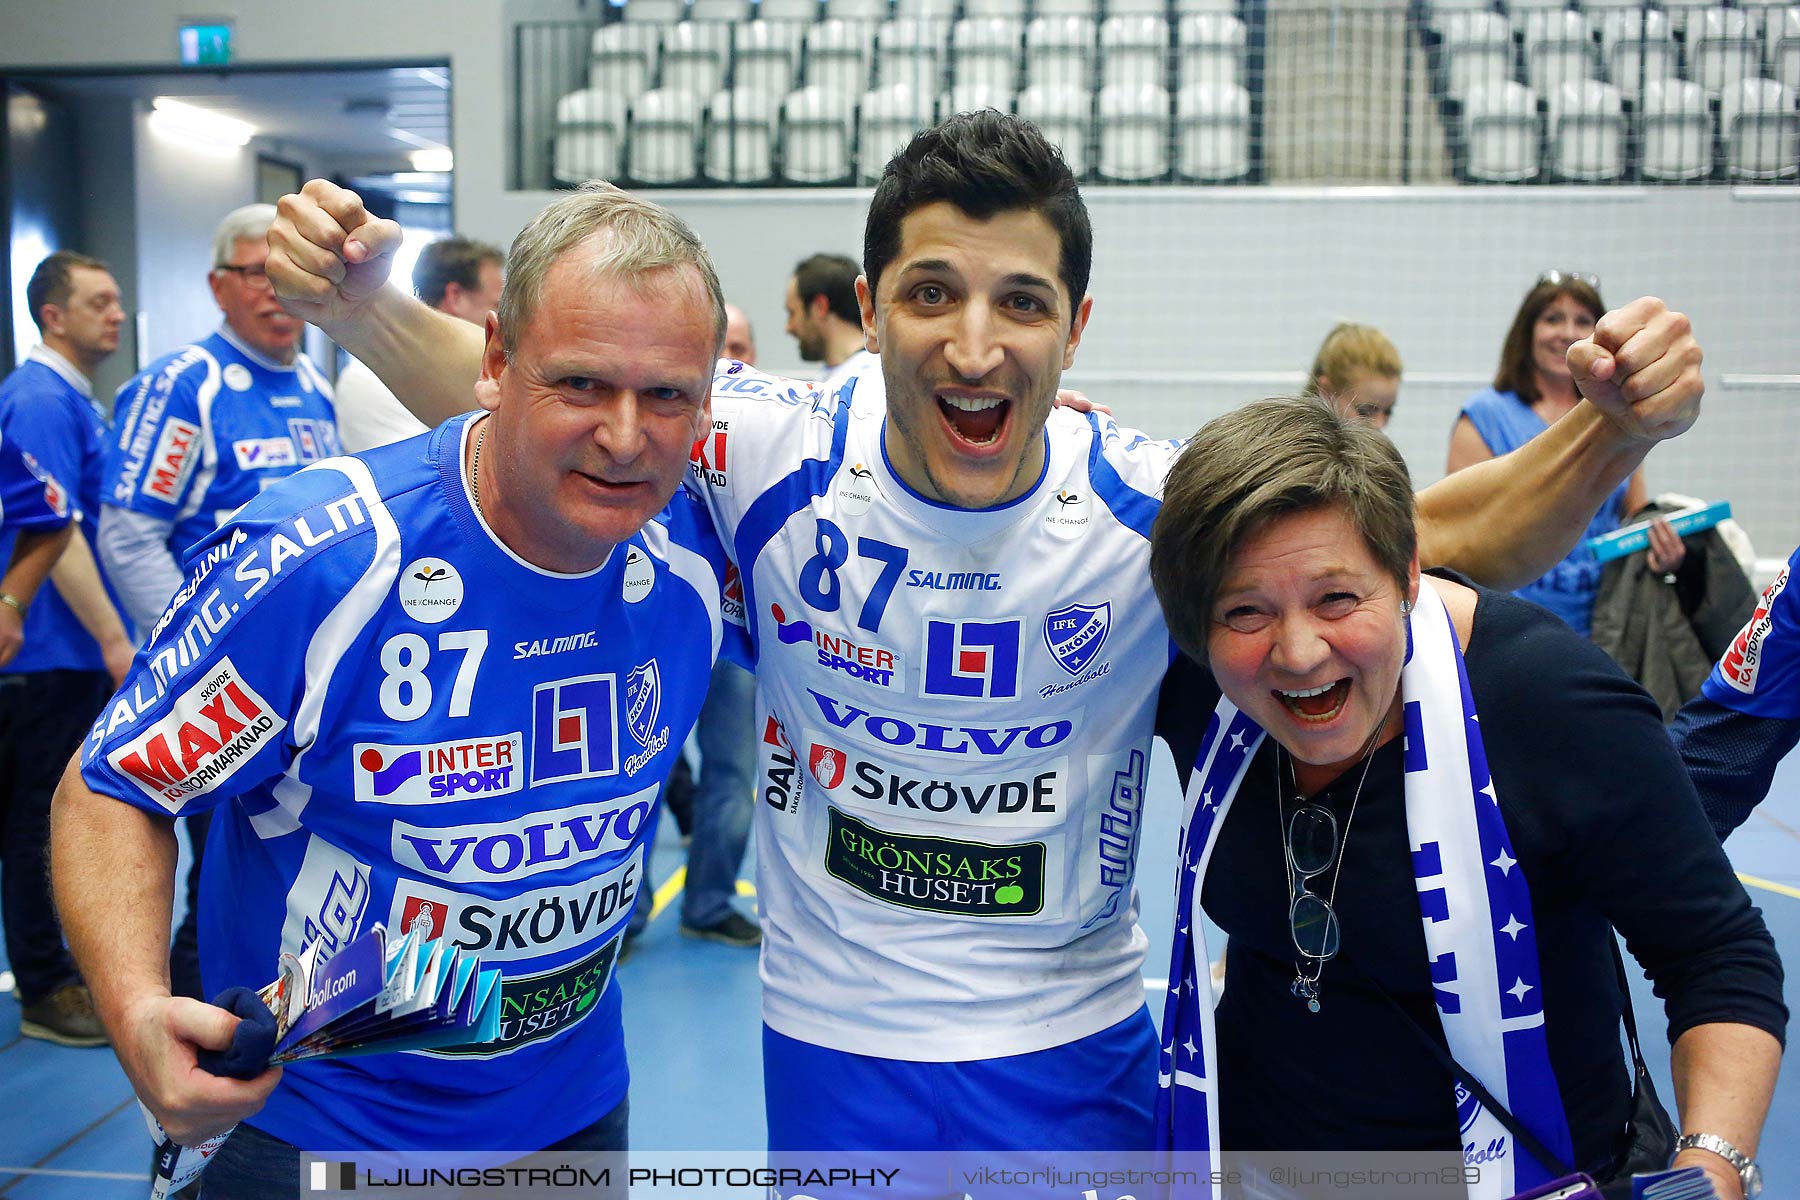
[692,366,1182,1060]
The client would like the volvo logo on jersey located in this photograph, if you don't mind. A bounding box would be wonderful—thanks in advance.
[622,661,669,777]
[353,734,524,805]
[531,675,619,785]
[1044,601,1111,676]
[922,617,1022,700]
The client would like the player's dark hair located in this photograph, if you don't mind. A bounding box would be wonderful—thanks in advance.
[413,236,505,308]
[791,253,862,327]
[863,111,1091,309]
[26,250,110,333]
[1494,278,1604,406]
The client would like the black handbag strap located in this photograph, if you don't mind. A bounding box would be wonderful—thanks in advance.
[1346,937,1653,1181]
[1353,957,1573,1178]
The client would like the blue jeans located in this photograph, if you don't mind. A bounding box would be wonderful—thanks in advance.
[682,660,756,928]
[198,1097,629,1197]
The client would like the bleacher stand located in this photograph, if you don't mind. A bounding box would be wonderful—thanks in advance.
[1100,14,1172,88]
[1017,81,1095,175]
[661,22,730,104]
[1097,81,1173,180]
[952,17,1025,91]
[1691,9,1764,100]
[1176,81,1252,180]
[781,85,856,181]
[1549,78,1628,180]
[876,19,950,94]
[859,81,936,181]
[1025,15,1096,90]
[1597,9,1677,98]
[706,85,777,182]
[1723,76,1800,177]
[1463,79,1541,181]
[628,88,702,184]
[1523,11,1598,100]
[1639,77,1714,179]
[805,19,878,100]
[554,88,627,184]
[590,23,660,97]
[1178,13,1248,90]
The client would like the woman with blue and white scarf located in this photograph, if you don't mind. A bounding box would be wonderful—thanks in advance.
[1145,397,1783,1200]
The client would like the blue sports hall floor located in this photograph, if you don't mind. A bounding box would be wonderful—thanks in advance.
[3,741,1797,1196]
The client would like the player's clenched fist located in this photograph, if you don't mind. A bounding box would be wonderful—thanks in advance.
[268,180,403,328]
[1567,296,1703,444]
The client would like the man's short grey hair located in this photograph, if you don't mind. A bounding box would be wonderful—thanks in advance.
[212,203,278,268]
[497,181,725,357]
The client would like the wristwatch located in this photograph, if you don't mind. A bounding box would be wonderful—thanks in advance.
[1674,1132,1762,1198]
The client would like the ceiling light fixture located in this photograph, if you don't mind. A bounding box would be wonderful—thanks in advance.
[410,147,454,172]
[149,97,254,148]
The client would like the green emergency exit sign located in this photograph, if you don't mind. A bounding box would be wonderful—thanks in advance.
[179,21,233,66]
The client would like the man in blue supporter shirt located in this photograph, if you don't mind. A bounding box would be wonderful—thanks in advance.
[53,183,734,1190]
[1673,547,1800,839]
[0,250,136,1047]
[98,204,343,1004]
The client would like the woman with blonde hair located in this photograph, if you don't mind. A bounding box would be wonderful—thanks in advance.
[1303,322,1403,429]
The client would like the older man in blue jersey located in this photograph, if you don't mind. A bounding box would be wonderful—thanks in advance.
[266,113,1705,1154]
[52,183,733,1193]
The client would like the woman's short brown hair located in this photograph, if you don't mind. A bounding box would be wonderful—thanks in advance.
[1150,396,1416,666]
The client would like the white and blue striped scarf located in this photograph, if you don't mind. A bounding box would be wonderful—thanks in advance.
[1153,577,1573,1199]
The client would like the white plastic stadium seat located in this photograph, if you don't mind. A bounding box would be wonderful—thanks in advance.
[1597,10,1676,96]
[825,0,888,17]
[780,85,855,180]
[1722,77,1799,177]
[759,0,823,19]
[661,22,731,103]
[1096,82,1172,180]
[690,0,753,20]
[805,19,877,99]
[1099,15,1172,89]
[1523,11,1597,98]
[1657,0,1714,34]
[1778,8,1800,92]
[964,0,1027,16]
[627,88,702,183]
[1016,82,1094,175]
[1174,0,1236,13]
[553,88,627,184]
[1463,80,1541,180]
[1638,78,1713,179]
[590,24,661,98]
[1024,16,1095,90]
[1691,9,1763,98]
[858,82,936,180]
[876,19,949,94]
[1109,0,1171,14]
[705,85,777,181]
[1178,13,1247,90]
[1035,0,1100,17]
[1175,81,1250,179]
[1442,12,1515,102]
[1421,0,1490,37]
[1549,79,1626,179]
[732,21,802,94]
[939,81,1011,116]
[893,0,958,16]
[622,0,684,21]
[951,18,1023,91]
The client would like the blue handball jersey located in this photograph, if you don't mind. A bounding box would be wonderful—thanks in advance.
[1702,548,1800,720]
[81,414,731,1150]
[0,348,132,672]
[0,427,71,534]
[104,327,340,561]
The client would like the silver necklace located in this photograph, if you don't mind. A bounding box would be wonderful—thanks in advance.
[470,420,487,514]
[1277,718,1383,1014]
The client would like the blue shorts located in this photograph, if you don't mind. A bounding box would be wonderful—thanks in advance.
[763,1006,1159,1151]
